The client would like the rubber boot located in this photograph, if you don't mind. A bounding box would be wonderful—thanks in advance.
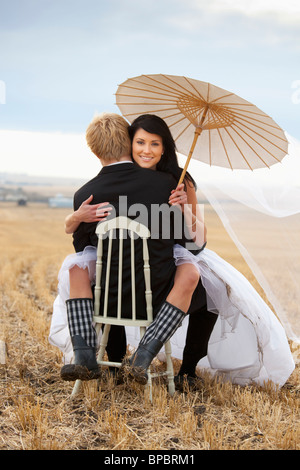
[60,335,101,381]
[121,338,163,385]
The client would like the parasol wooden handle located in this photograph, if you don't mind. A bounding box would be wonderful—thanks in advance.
[178,128,202,186]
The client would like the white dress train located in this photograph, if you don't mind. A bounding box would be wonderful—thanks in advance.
[49,245,295,387]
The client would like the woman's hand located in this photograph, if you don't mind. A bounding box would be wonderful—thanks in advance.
[75,195,112,223]
[168,183,187,211]
[169,181,207,248]
[65,195,113,234]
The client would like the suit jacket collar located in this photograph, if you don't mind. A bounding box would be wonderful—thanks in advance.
[99,162,134,175]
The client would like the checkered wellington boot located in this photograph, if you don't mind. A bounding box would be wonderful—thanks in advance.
[120,301,185,384]
[60,298,101,381]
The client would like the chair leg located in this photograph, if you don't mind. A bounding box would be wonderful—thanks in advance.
[97,324,111,363]
[138,326,153,401]
[71,379,82,398]
[146,367,153,402]
[165,340,175,396]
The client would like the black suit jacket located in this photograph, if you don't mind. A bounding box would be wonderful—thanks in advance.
[73,163,206,318]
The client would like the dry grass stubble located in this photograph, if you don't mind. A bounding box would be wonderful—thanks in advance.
[0,203,299,450]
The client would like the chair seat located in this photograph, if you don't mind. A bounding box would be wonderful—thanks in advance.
[93,315,152,327]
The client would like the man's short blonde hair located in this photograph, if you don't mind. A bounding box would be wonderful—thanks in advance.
[86,113,131,162]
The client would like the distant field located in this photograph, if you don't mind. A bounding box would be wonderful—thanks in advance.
[0,202,298,450]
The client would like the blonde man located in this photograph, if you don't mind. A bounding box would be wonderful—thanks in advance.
[61,113,203,382]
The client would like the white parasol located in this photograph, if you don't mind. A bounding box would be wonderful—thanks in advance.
[116,74,288,184]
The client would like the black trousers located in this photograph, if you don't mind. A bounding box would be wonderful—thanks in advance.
[105,325,127,363]
[178,304,218,376]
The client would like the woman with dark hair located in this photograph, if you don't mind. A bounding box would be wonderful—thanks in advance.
[125,115,294,389]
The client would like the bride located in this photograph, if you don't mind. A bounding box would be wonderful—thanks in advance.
[49,114,295,388]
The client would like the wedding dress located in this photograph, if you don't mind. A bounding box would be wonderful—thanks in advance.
[49,244,295,388]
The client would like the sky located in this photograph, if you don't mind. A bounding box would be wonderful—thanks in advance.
[0,0,299,180]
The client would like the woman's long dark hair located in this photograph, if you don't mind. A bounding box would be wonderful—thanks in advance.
[128,114,196,189]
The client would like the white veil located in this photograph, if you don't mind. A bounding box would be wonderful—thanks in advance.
[180,133,300,343]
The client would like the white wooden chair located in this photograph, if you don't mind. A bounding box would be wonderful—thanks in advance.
[71,216,175,399]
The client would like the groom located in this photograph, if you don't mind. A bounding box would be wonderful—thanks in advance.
[61,112,216,383]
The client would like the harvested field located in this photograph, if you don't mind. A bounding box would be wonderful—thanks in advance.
[0,202,299,451]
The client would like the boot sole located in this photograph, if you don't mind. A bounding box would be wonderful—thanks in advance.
[118,361,148,385]
[61,364,101,381]
[128,366,148,385]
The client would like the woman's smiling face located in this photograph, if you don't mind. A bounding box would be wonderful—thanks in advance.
[131,128,164,170]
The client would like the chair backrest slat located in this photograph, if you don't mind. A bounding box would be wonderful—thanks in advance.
[94,237,103,316]
[143,238,153,322]
[117,230,123,320]
[130,233,136,321]
[103,230,113,318]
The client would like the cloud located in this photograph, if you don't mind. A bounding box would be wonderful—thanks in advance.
[187,0,300,22]
[166,0,300,53]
